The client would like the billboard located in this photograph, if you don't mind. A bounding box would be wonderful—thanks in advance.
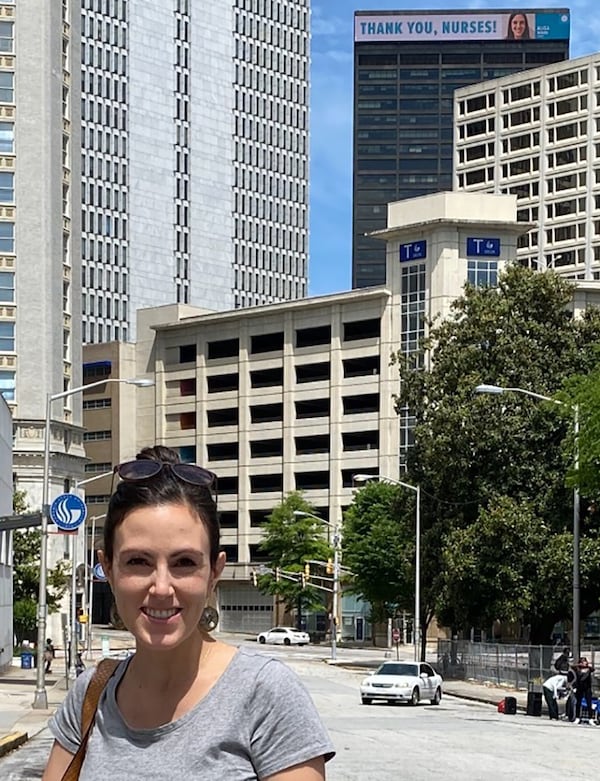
[355,9,570,42]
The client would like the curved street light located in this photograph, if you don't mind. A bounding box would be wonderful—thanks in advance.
[353,473,421,661]
[475,383,580,659]
[33,377,154,709]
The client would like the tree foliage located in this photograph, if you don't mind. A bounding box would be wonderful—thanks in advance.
[342,481,416,627]
[389,265,600,642]
[12,490,70,643]
[257,492,332,624]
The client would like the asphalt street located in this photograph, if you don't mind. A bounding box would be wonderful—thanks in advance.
[1,646,598,780]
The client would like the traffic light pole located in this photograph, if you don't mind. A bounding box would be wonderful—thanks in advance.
[331,527,341,661]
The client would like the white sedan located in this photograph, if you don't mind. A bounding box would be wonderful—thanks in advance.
[360,661,443,706]
[257,626,310,646]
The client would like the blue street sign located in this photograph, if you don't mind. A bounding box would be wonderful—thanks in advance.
[399,239,427,262]
[467,237,500,257]
[49,493,87,532]
[93,562,107,581]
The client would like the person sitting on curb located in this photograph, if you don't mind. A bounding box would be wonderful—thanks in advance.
[542,672,568,720]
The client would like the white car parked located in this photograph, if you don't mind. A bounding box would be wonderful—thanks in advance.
[257,626,310,646]
[360,661,443,706]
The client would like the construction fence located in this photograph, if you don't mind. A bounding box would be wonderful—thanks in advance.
[436,639,599,689]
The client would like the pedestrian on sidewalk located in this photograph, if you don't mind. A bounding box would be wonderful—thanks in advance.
[542,672,568,720]
[553,646,571,674]
[43,445,335,781]
[573,656,595,722]
[44,638,55,674]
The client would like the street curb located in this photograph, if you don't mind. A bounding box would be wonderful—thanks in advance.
[443,690,526,713]
[0,731,28,757]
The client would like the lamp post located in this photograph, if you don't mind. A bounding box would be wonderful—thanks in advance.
[353,473,422,662]
[70,473,112,679]
[33,377,154,709]
[84,513,107,661]
[293,510,341,661]
[474,383,580,660]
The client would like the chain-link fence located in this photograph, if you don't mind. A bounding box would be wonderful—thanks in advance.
[437,639,599,689]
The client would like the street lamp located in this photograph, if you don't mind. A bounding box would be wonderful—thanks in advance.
[293,510,341,661]
[474,383,580,660]
[33,376,154,709]
[69,473,112,679]
[353,473,422,662]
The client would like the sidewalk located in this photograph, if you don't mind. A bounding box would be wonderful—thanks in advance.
[0,631,135,758]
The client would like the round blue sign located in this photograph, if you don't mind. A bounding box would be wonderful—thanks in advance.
[50,493,87,531]
[93,562,107,581]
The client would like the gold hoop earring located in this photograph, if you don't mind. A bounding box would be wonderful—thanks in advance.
[199,605,219,632]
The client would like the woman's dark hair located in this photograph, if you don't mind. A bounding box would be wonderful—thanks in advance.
[104,445,220,566]
[506,12,530,39]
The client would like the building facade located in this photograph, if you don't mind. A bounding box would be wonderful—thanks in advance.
[81,0,310,345]
[0,394,12,671]
[7,0,87,514]
[454,52,600,281]
[352,7,570,288]
[101,191,530,636]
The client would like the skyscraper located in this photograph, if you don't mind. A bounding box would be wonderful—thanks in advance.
[352,7,569,288]
[5,0,309,503]
[81,0,310,344]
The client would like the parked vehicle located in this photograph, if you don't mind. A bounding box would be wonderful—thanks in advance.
[360,661,443,706]
[257,626,310,646]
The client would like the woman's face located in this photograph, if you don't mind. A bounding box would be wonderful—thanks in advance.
[100,502,225,651]
[510,15,527,38]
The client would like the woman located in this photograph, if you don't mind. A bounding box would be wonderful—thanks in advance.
[506,12,530,40]
[573,656,595,722]
[43,445,334,780]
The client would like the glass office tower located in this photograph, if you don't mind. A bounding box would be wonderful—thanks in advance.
[352,8,570,288]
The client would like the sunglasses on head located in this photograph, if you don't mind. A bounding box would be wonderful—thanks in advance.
[113,460,217,491]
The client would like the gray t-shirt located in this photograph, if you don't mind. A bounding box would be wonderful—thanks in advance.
[49,648,335,780]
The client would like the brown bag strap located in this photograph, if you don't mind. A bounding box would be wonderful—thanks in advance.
[60,658,121,781]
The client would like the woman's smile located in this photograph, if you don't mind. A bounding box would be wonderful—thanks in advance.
[141,606,183,622]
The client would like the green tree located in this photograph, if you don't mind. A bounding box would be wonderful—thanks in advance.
[257,492,332,630]
[561,364,600,499]
[393,265,600,642]
[342,481,416,645]
[12,490,70,643]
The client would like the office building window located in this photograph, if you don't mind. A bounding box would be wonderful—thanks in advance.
[0,72,13,103]
[0,172,14,203]
[0,222,12,253]
[0,122,14,153]
[0,271,14,301]
[0,369,14,401]
[0,321,14,351]
[467,260,498,288]
[0,22,13,53]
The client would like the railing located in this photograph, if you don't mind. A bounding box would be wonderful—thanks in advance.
[437,639,599,689]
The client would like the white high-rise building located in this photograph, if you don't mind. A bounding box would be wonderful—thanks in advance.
[454,53,600,280]
[4,0,309,488]
[3,0,309,638]
[81,0,310,344]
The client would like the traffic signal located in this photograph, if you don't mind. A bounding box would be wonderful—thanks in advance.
[304,562,310,581]
[250,570,257,587]
[326,558,333,575]
[275,567,281,582]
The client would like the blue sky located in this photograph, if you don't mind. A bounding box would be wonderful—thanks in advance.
[307,0,600,296]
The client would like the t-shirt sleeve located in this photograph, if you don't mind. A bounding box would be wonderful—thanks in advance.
[248,659,335,779]
[48,666,96,753]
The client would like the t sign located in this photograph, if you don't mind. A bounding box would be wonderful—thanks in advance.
[399,240,427,262]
